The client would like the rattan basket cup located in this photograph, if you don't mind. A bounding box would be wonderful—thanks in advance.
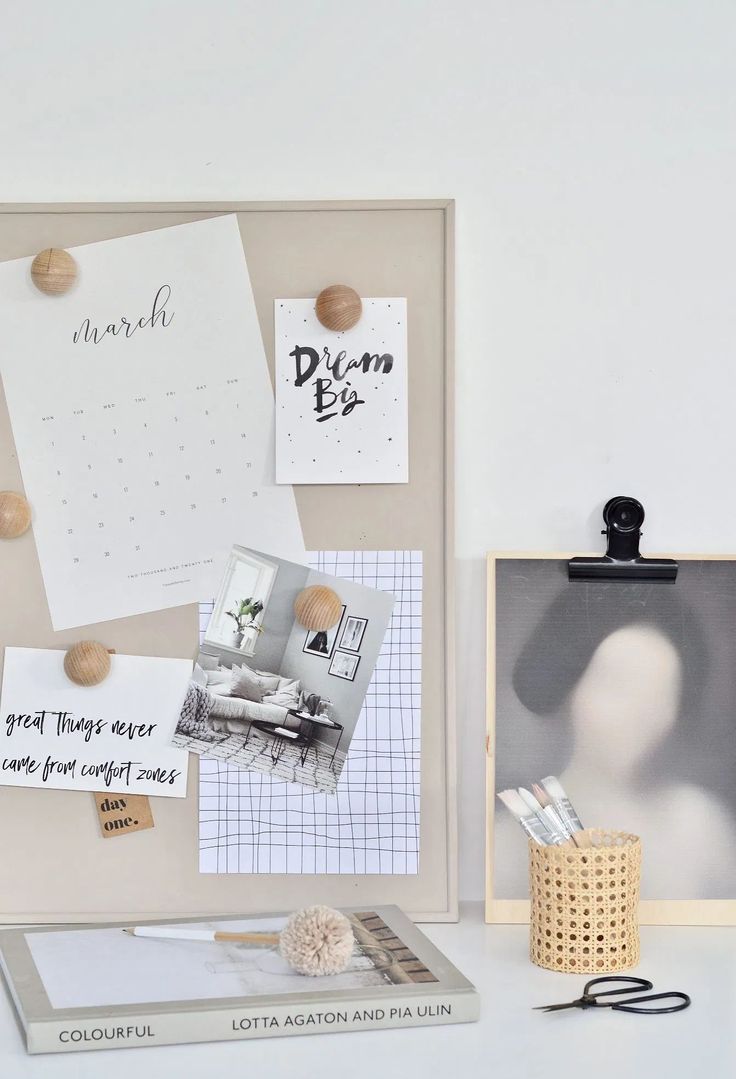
[529,830,641,974]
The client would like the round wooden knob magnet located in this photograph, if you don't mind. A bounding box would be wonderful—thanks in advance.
[315,285,362,332]
[294,586,343,631]
[64,641,112,687]
[30,248,78,296]
[0,491,31,538]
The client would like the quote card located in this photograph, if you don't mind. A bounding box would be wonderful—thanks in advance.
[0,215,304,630]
[274,298,408,484]
[0,648,190,797]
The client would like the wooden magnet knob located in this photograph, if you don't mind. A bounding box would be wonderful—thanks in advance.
[30,248,78,296]
[0,491,31,538]
[294,585,343,631]
[315,285,362,332]
[64,641,112,687]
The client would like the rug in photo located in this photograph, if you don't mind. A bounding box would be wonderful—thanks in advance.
[172,545,395,793]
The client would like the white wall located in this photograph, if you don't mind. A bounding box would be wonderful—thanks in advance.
[2,1,734,900]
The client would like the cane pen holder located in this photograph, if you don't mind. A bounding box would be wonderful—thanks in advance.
[529,830,641,974]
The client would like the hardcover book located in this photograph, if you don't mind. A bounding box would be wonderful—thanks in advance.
[0,906,478,1054]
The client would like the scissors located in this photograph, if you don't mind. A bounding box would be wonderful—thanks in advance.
[535,975,691,1015]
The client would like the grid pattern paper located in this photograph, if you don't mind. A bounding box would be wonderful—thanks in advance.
[199,551,422,874]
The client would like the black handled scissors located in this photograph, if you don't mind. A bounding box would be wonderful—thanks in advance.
[535,975,691,1015]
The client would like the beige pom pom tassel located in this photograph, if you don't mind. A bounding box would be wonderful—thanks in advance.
[278,905,355,976]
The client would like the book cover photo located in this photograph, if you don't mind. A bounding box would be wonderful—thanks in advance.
[0,905,478,1054]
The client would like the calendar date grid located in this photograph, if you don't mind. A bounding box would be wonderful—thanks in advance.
[35,375,263,570]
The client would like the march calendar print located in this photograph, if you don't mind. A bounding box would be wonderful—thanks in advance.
[0,216,304,629]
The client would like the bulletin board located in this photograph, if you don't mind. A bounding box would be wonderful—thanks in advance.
[0,201,457,922]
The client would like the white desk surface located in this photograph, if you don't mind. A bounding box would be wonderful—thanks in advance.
[1,902,733,1079]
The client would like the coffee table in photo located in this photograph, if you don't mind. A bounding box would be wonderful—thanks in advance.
[285,710,346,772]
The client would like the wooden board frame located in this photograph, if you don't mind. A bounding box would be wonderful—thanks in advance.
[0,200,457,922]
[486,550,736,926]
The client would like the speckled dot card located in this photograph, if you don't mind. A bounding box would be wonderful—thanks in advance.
[274,298,408,485]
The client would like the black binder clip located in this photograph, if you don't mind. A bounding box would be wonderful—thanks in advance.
[568,497,678,582]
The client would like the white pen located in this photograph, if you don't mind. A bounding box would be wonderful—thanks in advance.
[123,925,279,945]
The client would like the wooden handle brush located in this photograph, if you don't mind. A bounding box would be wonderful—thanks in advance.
[123,905,354,976]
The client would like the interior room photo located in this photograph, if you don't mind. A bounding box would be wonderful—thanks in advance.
[173,546,394,793]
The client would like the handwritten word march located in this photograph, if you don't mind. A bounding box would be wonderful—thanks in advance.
[72,284,174,345]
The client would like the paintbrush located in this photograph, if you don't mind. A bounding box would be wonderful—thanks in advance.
[497,789,564,845]
[122,906,355,977]
[531,783,571,836]
[518,787,570,843]
[540,775,584,834]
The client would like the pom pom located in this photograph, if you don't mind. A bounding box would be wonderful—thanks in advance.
[278,905,354,976]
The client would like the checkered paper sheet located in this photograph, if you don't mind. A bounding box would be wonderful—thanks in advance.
[199,551,422,873]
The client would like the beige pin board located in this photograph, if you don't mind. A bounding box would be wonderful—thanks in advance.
[0,201,456,922]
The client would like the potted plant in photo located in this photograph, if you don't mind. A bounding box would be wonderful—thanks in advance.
[226,597,264,648]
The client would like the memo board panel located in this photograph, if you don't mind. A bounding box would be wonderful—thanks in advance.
[0,201,456,921]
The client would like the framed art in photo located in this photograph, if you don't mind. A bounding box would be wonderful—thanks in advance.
[303,605,346,658]
[486,551,736,926]
[339,615,368,652]
[329,650,360,682]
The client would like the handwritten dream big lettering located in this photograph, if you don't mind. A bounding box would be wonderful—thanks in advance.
[289,344,394,422]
